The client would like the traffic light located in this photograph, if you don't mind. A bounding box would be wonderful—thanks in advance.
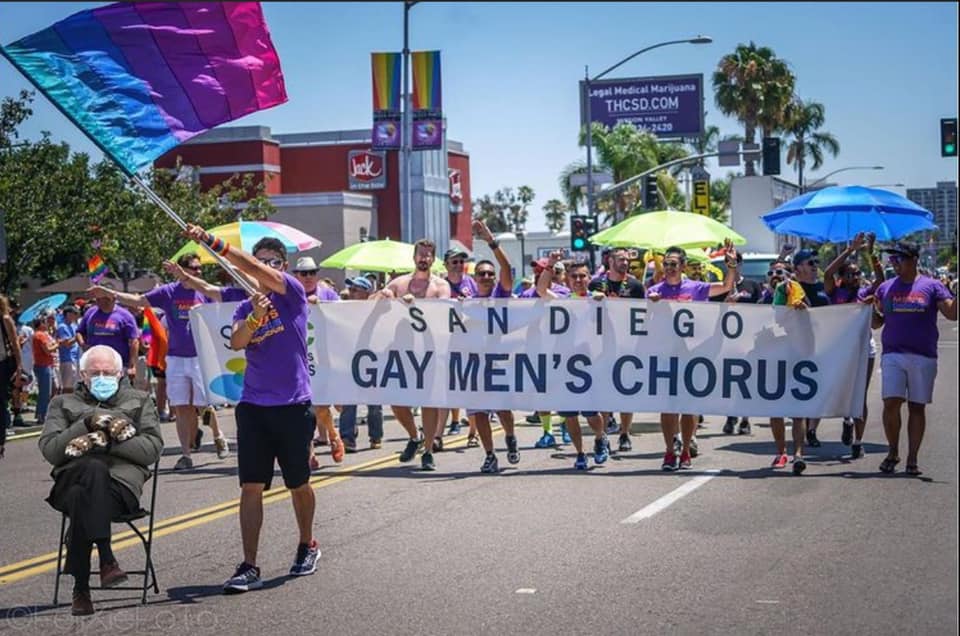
[762,136,781,175]
[644,174,659,210]
[941,118,957,157]
[570,215,588,251]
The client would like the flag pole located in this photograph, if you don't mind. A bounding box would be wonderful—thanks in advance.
[0,45,257,296]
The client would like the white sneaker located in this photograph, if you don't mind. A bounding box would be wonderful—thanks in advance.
[215,436,230,459]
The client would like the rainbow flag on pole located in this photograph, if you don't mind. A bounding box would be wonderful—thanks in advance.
[371,52,401,150]
[0,2,287,176]
[87,254,109,283]
[411,50,442,149]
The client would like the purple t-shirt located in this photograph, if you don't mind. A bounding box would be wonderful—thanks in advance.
[447,275,479,299]
[647,279,711,301]
[144,282,209,357]
[520,283,571,299]
[830,285,870,305]
[233,272,312,406]
[220,287,249,302]
[875,275,953,359]
[476,283,513,299]
[79,306,140,367]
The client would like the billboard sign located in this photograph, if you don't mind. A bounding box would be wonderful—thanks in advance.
[580,74,704,140]
[348,150,387,190]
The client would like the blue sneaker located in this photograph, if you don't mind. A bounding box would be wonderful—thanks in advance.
[594,436,610,465]
[534,432,556,449]
[574,453,588,470]
[605,415,618,435]
[289,540,321,576]
[448,419,461,435]
[223,562,263,594]
[560,424,572,444]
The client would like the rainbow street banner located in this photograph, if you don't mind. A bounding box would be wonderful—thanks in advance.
[371,52,402,150]
[411,50,443,149]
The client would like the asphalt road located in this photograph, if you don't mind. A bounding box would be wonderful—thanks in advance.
[0,320,956,635]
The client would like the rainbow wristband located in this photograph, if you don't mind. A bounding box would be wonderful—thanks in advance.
[245,313,262,331]
[201,232,229,257]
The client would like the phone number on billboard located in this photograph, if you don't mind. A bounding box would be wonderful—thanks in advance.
[616,119,673,133]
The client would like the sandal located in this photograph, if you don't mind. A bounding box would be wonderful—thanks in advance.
[905,464,923,477]
[878,456,900,474]
[466,434,480,448]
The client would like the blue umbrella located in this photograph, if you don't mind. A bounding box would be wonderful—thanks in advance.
[18,293,68,325]
[761,185,937,242]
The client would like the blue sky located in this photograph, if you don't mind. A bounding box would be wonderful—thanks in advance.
[2,2,957,231]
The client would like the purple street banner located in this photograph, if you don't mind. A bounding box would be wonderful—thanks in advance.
[411,50,442,149]
[580,74,704,140]
[371,52,401,149]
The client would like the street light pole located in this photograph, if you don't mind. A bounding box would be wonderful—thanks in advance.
[400,1,418,244]
[802,165,884,193]
[583,36,712,223]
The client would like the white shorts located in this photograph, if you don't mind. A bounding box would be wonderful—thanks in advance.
[59,361,79,390]
[881,353,938,404]
[165,355,208,407]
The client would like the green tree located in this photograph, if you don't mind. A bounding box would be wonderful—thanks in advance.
[713,42,796,176]
[783,98,840,191]
[542,198,569,233]
[558,160,587,212]
[471,185,536,234]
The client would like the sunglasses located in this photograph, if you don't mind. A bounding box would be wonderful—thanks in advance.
[447,259,465,266]
[663,261,682,268]
[799,259,820,267]
[888,254,912,264]
[475,270,496,278]
[186,265,202,273]
[296,269,319,276]
[569,273,589,280]
[843,270,861,278]
[767,268,789,277]
[257,257,284,269]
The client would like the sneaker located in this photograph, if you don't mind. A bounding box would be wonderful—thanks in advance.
[534,432,556,449]
[771,453,789,469]
[593,436,610,464]
[369,439,382,450]
[192,428,204,452]
[421,452,436,471]
[850,443,864,460]
[661,452,679,472]
[574,453,588,470]
[672,433,683,456]
[505,435,520,464]
[399,437,423,462]
[841,418,854,446]
[173,455,193,471]
[738,418,751,435]
[560,424,572,445]
[466,435,480,448]
[223,562,263,594]
[689,436,699,458]
[605,415,618,435]
[289,540,320,576]
[618,433,632,452]
[525,413,542,424]
[330,438,345,463]
[214,436,230,459]
[679,451,692,469]
[432,436,444,453]
[793,457,807,475]
[806,429,821,448]
[481,453,499,474]
[11,415,27,428]
[722,416,736,435]
[343,439,358,454]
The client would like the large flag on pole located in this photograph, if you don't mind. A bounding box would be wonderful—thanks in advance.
[0,2,287,176]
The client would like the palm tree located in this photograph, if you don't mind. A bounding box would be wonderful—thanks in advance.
[713,42,796,176]
[558,160,588,212]
[783,98,840,191]
[542,199,569,234]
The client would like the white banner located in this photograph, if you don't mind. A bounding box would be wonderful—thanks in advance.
[190,300,871,418]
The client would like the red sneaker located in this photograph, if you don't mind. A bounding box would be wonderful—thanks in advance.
[679,451,692,469]
[771,453,789,469]
[661,452,679,472]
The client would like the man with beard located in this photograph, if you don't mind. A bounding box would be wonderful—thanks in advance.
[588,246,644,451]
[384,239,451,471]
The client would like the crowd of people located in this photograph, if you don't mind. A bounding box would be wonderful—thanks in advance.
[1,218,955,615]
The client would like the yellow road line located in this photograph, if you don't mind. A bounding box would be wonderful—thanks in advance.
[5,430,42,442]
[0,427,500,586]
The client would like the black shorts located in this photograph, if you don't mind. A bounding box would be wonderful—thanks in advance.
[149,366,165,379]
[557,411,599,418]
[236,401,315,490]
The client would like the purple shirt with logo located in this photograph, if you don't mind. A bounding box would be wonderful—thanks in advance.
[476,283,513,299]
[875,275,953,358]
[144,282,209,357]
[447,275,479,299]
[520,283,571,298]
[233,272,312,406]
[829,285,870,305]
[79,305,140,367]
[647,279,711,301]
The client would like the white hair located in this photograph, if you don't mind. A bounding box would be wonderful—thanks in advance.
[79,345,123,374]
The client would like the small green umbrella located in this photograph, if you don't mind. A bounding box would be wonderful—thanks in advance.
[318,239,444,273]
[589,210,746,250]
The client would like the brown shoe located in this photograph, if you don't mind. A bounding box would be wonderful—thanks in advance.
[370,439,382,450]
[99,560,128,588]
[72,589,94,616]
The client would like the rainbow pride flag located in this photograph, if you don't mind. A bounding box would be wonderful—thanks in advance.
[87,254,109,283]
[143,307,168,370]
[411,50,442,112]
[371,52,401,113]
[1,2,287,175]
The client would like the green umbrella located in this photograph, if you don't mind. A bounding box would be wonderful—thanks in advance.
[318,239,444,273]
[589,210,746,250]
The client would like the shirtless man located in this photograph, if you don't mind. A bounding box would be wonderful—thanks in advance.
[384,239,451,471]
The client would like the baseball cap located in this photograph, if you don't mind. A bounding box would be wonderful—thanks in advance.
[292,256,319,272]
[444,248,468,262]
[63,305,80,315]
[345,276,373,292]
[530,257,550,272]
[793,248,818,265]
[882,241,920,258]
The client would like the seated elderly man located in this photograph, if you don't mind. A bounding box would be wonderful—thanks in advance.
[39,345,163,616]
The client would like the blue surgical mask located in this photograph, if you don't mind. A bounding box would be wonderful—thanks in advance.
[90,375,120,401]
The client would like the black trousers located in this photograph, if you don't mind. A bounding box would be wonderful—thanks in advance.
[46,456,138,589]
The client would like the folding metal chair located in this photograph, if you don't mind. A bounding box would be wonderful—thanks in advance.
[53,459,161,605]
